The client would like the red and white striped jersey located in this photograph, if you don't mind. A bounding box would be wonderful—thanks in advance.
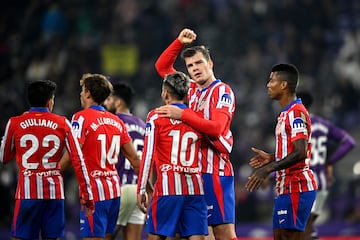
[0,108,93,201]
[154,39,235,177]
[274,99,317,195]
[137,104,204,196]
[71,105,131,201]
[188,80,235,176]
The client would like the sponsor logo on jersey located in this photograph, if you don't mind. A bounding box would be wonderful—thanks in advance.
[145,122,152,135]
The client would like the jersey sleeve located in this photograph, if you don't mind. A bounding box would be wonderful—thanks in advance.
[288,108,310,142]
[326,121,356,164]
[64,118,93,201]
[181,108,228,137]
[154,38,184,78]
[137,111,157,195]
[0,119,15,164]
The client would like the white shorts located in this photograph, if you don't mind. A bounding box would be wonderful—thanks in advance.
[311,189,329,215]
[117,184,146,226]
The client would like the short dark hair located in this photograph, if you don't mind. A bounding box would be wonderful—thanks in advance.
[163,72,190,100]
[297,91,313,109]
[271,63,299,93]
[27,80,57,107]
[112,82,135,108]
[181,45,211,61]
[80,73,113,104]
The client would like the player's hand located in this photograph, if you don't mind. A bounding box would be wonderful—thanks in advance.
[137,193,149,214]
[80,197,95,217]
[249,147,273,168]
[155,105,183,119]
[245,167,269,192]
[178,28,197,44]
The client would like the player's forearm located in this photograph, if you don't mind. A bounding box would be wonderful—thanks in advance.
[155,39,184,78]
[181,108,227,137]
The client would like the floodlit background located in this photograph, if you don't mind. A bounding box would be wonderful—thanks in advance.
[0,0,360,239]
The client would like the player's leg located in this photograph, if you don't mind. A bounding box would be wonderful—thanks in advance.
[202,174,236,240]
[273,191,316,240]
[118,184,146,240]
[304,190,328,240]
[81,198,120,240]
[123,223,144,240]
[147,195,182,238]
[178,195,208,240]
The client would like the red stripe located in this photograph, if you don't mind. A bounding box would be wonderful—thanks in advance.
[290,192,300,227]
[13,199,20,234]
[212,174,225,219]
[88,215,94,236]
[152,197,158,231]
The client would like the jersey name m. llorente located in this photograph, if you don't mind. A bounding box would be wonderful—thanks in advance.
[0,108,93,201]
[188,80,235,176]
[71,105,131,201]
[116,113,146,185]
[274,99,317,195]
[137,104,204,196]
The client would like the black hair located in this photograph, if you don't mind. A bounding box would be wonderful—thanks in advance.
[163,72,190,100]
[297,91,313,109]
[27,80,57,107]
[112,82,135,108]
[271,63,299,93]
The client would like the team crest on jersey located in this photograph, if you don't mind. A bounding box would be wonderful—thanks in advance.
[292,117,307,135]
[218,93,232,108]
[145,122,152,136]
[72,116,84,138]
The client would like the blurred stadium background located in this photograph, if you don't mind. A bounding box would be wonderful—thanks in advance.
[0,0,360,239]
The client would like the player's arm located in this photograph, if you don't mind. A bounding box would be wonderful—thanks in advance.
[156,106,228,137]
[64,124,94,216]
[246,139,307,192]
[327,125,356,164]
[155,28,197,78]
[0,120,15,164]
[121,142,140,174]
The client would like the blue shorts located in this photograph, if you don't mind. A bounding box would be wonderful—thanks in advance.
[202,173,235,225]
[80,197,120,238]
[146,195,208,238]
[273,191,316,231]
[11,199,64,239]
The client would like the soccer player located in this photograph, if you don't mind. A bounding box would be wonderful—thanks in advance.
[297,91,356,240]
[245,64,318,240]
[60,73,142,239]
[137,72,208,240]
[154,28,237,240]
[0,80,94,240]
[103,82,146,240]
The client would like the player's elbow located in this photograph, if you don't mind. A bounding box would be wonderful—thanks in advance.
[154,61,166,78]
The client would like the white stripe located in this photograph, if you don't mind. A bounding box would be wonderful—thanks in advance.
[196,174,204,194]
[48,178,55,199]
[59,175,64,199]
[139,114,158,195]
[107,177,114,199]
[207,147,214,173]
[37,175,43,199]
[96,178,105,201]
[162,172,168,195]
[24,176,30,199]
[186,174,194,195]
[175,172,182,195]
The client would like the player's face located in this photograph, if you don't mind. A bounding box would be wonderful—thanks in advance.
[184,52,213,87]
[267,72,285,100]
[104,95,116,114]
[80,86,88,108]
